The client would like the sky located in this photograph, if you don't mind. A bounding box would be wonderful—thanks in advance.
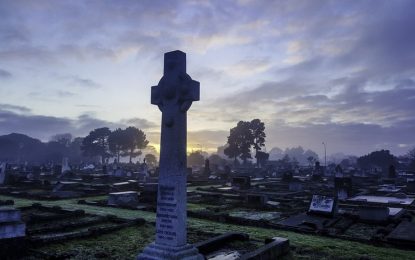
[0,0,414,158]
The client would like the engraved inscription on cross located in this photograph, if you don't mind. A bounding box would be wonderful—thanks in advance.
[137,50,204,259]
[150,50,200,247]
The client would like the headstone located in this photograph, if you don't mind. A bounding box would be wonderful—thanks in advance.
[141,183,158,203]
[231,176,251,190]
[335,164,343,178]
[140,161,149,183]
[61,157,71,174]
[203,159,211,175]
[308,195,337,217]
[312,161,323,180]
[407,180,415,193]
[245,193,268,206]
[388,164,397,178]
[138,51,203,259]
[108,191,139,207]
[53,164,62,175]
[335,177,352,200]
[0,163,7,185]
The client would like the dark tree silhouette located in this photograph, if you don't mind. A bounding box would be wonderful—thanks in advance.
[45,140,66,163]
[256,151,269,167]
[250,119,266,166]
[121,126,148,163]
[238,121,253,164]
[67,137,84,163]
[208,154,226,167]
[108,128,127,163]
[81,127,111,164]
[307,156,316,167]
[144,153,157,167]
[357,149,399,174]
[187,151,204,167]
[224,135,239,165]
[50,133,72,147]
[279,154,292,169]
[224,121,254,165]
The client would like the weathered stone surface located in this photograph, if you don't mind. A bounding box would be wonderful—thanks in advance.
[138,243,203,260]
[277,212,337,231]
[108,191,139,207]
[138,50,202,259]
[0,207,21,223]
[0,207,25,240]
[387,221,415,244]
[231,176,251,190]
[0,162,8,185]
[245,194,268,206]
[194,232,249,255]
[240,237,289,259]
[308,194,337,216]
[61,157,71,174]
[0,222,26,239]
[358,206,389,222]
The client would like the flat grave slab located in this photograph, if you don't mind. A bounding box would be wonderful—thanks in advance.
[348,195,414,205]
[276,212,337,231]
[108,191,139,207]
[0,207,26,240]
[387,221,415,245]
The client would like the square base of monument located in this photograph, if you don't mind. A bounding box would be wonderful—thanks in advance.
[137,242,204,260]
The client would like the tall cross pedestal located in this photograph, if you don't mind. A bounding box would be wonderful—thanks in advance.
[137,51,203,260]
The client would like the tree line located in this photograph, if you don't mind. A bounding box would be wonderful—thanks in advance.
[81,126,148,164]
[0,126,151,165]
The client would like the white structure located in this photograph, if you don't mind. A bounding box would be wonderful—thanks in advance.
[138,51,203,259]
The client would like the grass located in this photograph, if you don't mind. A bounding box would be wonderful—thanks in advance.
[1,195,414,260]
[35,225,154,260]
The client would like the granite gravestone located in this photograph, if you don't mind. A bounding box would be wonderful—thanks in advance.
[0,163,6,185]
[138,51,203,259]
[61,157,71,174]
[308,194,337,217]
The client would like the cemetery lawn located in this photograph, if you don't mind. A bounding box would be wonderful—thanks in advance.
[2,195,414,260]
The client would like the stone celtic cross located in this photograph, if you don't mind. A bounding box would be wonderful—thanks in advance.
[138,51,203,259]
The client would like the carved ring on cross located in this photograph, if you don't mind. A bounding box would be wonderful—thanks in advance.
[152,76,199,111]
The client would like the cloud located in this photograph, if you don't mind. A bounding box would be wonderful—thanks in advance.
[68,76,100,88]
[0,109,73,141]
[187,130,228,151]
[56,90,76,97]
[0,108,157,142]
[121,118,157,130]
[0,45,56,63]
[225,58,271,77]
[0,69,12,79]
[0,103,31,113]
[265,120,415,157]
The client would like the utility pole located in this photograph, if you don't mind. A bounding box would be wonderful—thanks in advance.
[322,142,327,168]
